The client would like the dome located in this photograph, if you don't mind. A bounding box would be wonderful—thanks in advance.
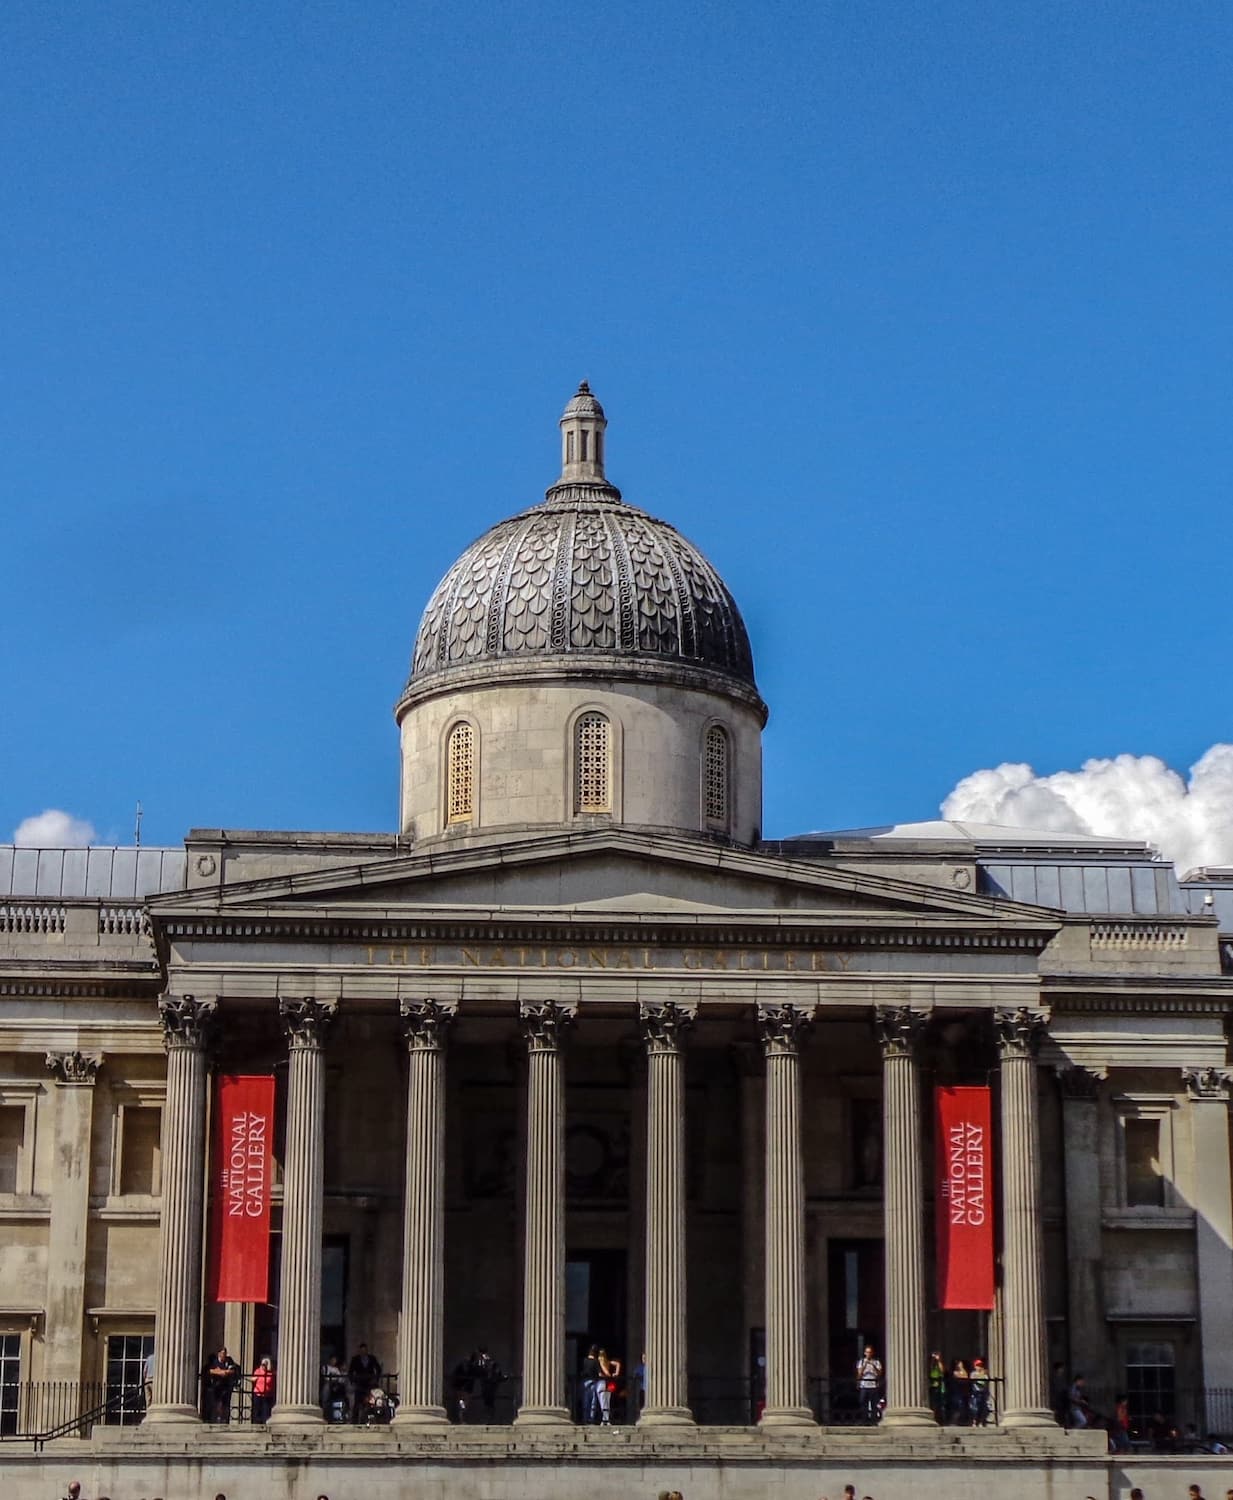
[400,385,762,712]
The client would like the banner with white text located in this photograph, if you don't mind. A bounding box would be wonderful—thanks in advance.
[935,1085,995,1310]
[210,1075,275,1304]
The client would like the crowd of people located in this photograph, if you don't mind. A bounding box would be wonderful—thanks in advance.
[197,1342,394,1424]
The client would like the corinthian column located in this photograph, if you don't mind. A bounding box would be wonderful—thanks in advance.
[758,1003,816,1429]
[393,999,456,1426]
[269,996,336,1427]
[513,1000,576,1426]
[638,1001,696,1427]
[146,997,215,1424]
[995,1006,1054,1427]
[875,1005,933,1427]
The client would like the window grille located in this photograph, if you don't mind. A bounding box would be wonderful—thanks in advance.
[0,1334,19,1436]
[104,1333,153,1426]
[446,722,475,825]
[704,725,729,824]
[1125,1342,1175,1427]
[575,713,611,813]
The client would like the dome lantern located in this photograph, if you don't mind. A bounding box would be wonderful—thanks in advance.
[557,380,608,486]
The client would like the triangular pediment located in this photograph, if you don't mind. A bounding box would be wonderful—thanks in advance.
[151,827,1059,934]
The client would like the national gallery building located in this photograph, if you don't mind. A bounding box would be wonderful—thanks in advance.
[3,387,1233,1498]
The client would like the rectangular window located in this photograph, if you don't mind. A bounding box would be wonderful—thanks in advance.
[0,1334,19,1436]
[580,431,589,461]
[1125,1341,1175,1428]
[0,1107,23,1194]
[849,1097,883,1188]
[120,1107,162,1196]
[103,1333,153,1426]
[1125,1118,1164,1207]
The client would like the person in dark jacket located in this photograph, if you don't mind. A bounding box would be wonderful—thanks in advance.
[203,1347,239,1423]
[348,1344,382,1423]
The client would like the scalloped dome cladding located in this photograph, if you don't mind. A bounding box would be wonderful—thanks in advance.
[408,492,756,688]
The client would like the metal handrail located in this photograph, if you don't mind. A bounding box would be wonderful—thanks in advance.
[0,1386,133,1452]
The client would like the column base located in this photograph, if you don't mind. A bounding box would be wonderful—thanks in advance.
[1001,1406,1059,1430]
[638,1407,695,1428]
[758,1406,816,1430]
[392,1404,450,1427]
[881,1404,936,1429]
[513,1405,572,1427]
[142,1403,202,1426]
[268,1403,326,1428]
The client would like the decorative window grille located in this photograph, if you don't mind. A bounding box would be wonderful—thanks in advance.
[575,713,611,813]
[446,722,475,825]
[704,725,729,824]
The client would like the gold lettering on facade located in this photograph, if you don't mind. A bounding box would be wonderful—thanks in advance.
[420,946,435,967]
[557,949,576,967]
[361,942,856,972]
[587,949,607,969]
[462,948,483,966]
[388,945,409,966]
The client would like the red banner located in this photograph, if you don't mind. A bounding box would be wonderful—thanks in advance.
[935,1086,995,1310]
[209,1075,275,1304]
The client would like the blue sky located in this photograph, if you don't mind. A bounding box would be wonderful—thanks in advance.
[2,1,1230,850]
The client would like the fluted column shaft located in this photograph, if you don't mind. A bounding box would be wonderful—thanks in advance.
[269,998,335,1426]
[876,1006,933,1427]
[394,1001,455,1426]
[639,1002,695,1427]
[759,1004,816,1428]
[996,1007,1053,1427]
[147,999,214,1424]
[514,1001,575,1426]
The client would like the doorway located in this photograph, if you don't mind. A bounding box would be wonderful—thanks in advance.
[827,1238,884,1420]
[565,1249,627,1419]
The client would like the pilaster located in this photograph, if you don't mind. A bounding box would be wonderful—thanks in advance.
[1182,1065,1233,1427]
[1056,1064,1105,1385]
[42,1051,101,1384]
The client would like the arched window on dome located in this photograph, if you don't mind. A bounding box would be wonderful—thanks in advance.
[704,724,729,829]
[446,721,475,826]
[574,712,611,814]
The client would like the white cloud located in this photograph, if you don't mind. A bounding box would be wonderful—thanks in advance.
[12,809,97,848]
[941,745,1233,875]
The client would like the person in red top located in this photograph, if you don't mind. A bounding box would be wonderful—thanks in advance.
[250,1356,274,1424]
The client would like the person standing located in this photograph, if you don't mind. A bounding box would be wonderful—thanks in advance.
[250,1357,274,1424]
[580,1345,600,1424]
[968,1358,990,1426]
[855,1345,883,1424]
[596,1348,621,1426]
[348,1344,382,1424]
[472,1348,504,1422]
[927,1351,947,1424]
[947,1359,970,1426]
[203,1346,239,1424]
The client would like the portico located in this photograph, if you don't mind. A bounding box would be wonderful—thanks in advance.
[142,825,1062,1434]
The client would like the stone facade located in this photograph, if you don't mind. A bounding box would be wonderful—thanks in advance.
[1,390,1232,1499]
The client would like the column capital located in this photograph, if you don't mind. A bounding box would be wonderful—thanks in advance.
[279,996,337,1049]
[758,1003,814,1058]
[639,1001,697,1055]
[1183,1066,1232,1101]
[159,995,217,1051]
[874,1005,928,1059]
[400,998,457,1052]
[518,1000,577,1053]
[994,1005,1049,1058]
[44,1050,102,1085]
[1056,1063,1104,1101]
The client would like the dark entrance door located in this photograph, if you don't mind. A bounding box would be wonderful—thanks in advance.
[827,1238,884,1421]
[565,1249,627,1420]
